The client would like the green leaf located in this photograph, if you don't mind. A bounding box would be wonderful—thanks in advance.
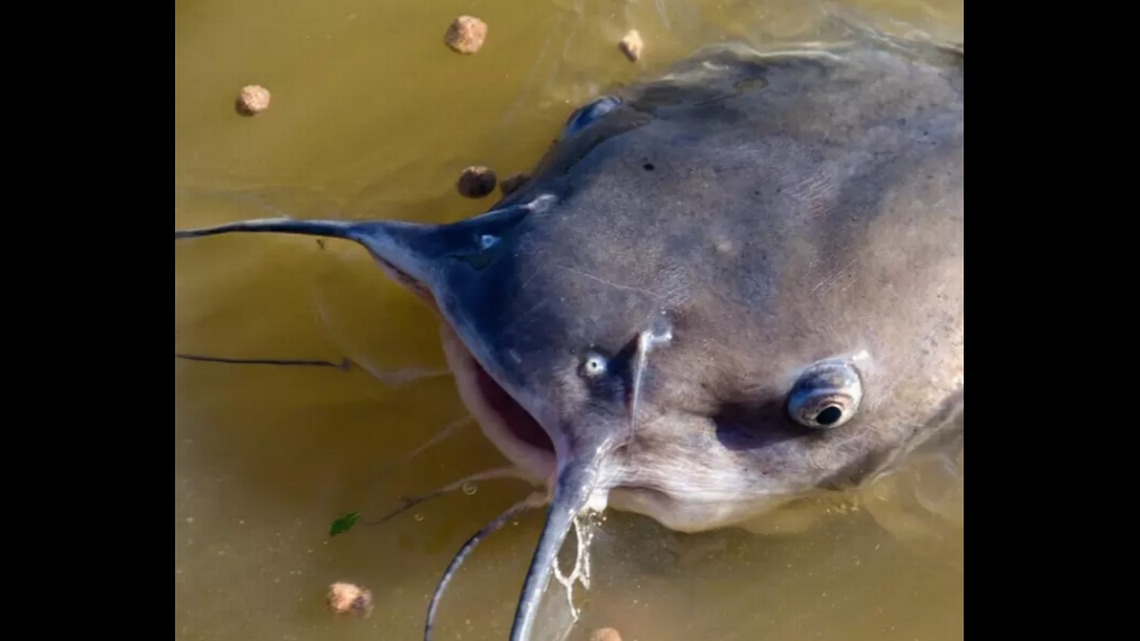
[329,511,362,537]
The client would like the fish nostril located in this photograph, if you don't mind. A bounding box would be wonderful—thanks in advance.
[581,353,608,378]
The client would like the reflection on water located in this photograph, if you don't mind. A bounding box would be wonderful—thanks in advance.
[175,1,963,640]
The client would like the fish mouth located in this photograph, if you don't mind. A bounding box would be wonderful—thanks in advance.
[174,214,558,486]
[440,321,558,481]
[379,256,558,483]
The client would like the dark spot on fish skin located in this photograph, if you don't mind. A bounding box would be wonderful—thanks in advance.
[524,109,654,185]
[643,163,656,171]
[734,76,769,92]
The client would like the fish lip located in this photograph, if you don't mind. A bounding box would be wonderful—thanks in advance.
[380,261,559,482]
[438,321,557,481]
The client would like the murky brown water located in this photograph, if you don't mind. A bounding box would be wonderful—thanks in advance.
[174,1,964,640]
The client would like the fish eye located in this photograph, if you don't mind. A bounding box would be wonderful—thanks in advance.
[580,352,608,378]
[787,359,863,430]
[563,95,622,136]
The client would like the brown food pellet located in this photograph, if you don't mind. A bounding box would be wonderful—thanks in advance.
[235,85,271,115]
[619,30,643,62]
[500,172,530,196]
[445,16,488,54]
[589,628,623,641]
[457,166,498,198]
[326,582,373,617]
